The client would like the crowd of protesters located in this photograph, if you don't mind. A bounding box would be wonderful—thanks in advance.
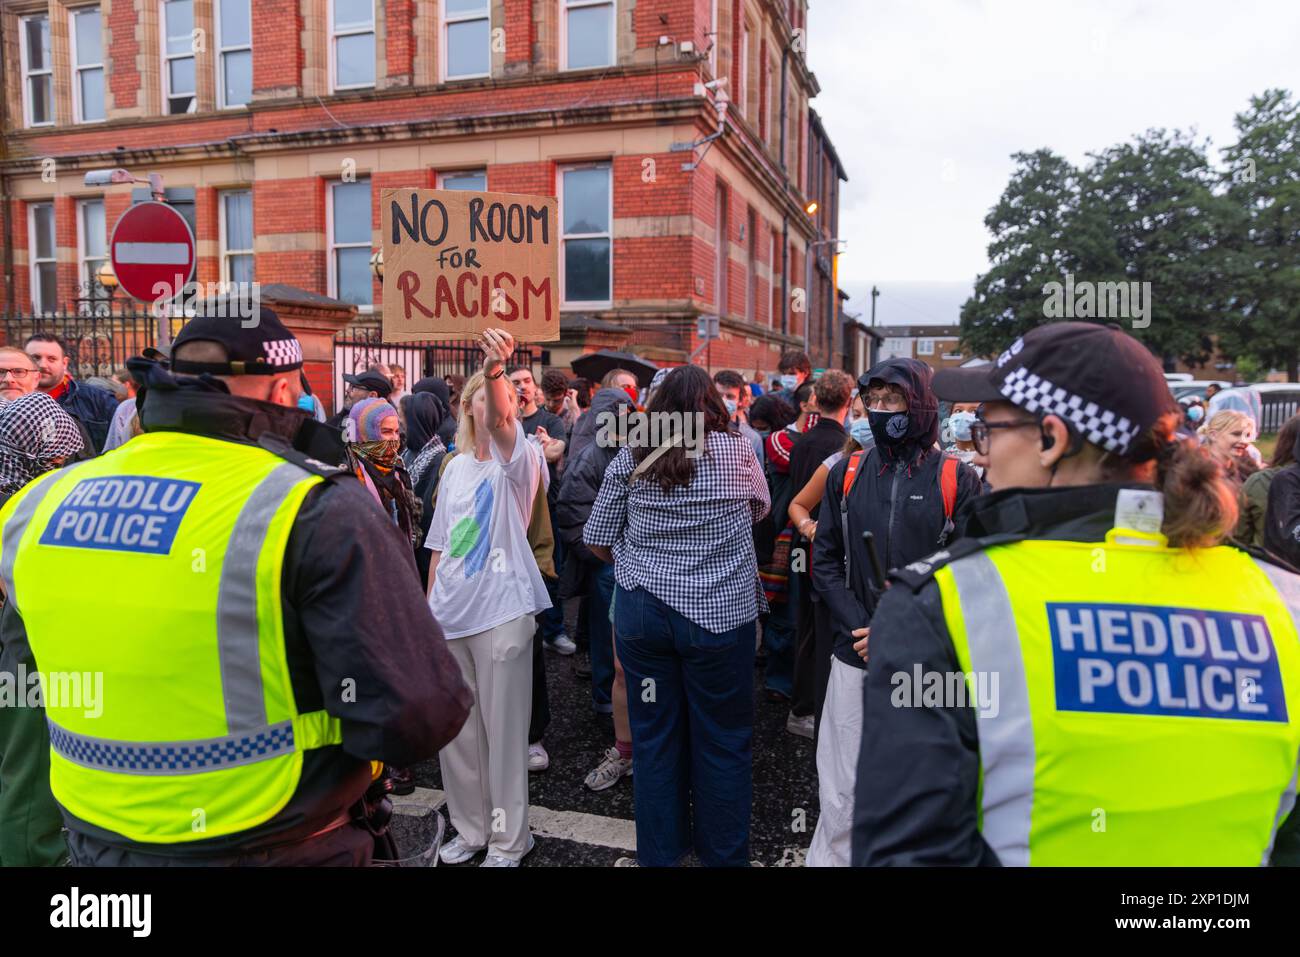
[2,324,1300,868]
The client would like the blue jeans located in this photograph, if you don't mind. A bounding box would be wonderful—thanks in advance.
[614,586,755,867]
[588,561,617,708]
[761,590,796,697]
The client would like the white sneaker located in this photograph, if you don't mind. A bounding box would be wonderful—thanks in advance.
[438,834,485,865]
[480,834,536,867]
[528,742,550,772]
[546,633,577,656]
[584,746,633,792]
[786,712,814,739]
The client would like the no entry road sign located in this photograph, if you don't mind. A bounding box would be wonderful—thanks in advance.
[109,201,196,303]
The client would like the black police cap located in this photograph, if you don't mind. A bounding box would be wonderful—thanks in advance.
[170,306,304,376]
[932,322,1180,460]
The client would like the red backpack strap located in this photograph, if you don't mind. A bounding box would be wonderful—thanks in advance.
[940,454,959,520]
[841,450,865,499]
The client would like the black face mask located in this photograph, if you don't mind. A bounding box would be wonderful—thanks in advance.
[868,409,912,449]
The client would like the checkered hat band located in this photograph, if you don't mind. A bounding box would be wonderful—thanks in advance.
[999,366,1139,455]
[263,338,303,368]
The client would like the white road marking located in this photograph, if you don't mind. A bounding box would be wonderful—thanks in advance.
[395,786,637,852]
[395,786,807,864]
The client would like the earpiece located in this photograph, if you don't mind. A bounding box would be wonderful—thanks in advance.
[1040,427,1055,451]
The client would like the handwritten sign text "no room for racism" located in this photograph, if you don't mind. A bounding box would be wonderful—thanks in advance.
[381,188,560,342]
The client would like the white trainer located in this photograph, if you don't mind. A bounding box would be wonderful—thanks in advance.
[480,834,536,867]
[528,742,550,772]
[546,634,577,656]
[584,747,633,792]
[786,712,814,739]
[438,834,485,865]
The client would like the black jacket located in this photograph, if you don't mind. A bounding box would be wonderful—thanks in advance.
[850,483,1300,866]
[6,364,473,859]
[555,388,633,564]
[57,377,119,456]
[788,416,847,520]
[1264,430,1300,568]
[811,358,983,670]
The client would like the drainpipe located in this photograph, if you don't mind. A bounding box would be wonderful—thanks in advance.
[0,12,14,317]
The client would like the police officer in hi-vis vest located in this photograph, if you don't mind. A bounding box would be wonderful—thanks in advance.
[851,321,1300,866]
[0,308,471,866]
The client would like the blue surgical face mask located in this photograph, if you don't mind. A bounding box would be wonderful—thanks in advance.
[297,394,316,413]
[723,398,738,416]
[850,417,875,449]
[780,374,799,391]
[1187,406,1204,423]
[948,410,977,442]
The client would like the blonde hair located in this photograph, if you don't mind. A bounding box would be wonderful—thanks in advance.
[1198,410,1253,441]
[456,371,486,454]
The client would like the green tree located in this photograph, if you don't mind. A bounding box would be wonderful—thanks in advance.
[1079,128,1232,368]
[1218,89,1300,382]
[959,149,1120,358]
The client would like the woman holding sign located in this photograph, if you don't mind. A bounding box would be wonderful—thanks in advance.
[848,321,1300,867]
[425,328,552,867]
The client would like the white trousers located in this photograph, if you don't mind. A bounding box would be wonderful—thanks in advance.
[807,655,867,867]
[438,615,534,859]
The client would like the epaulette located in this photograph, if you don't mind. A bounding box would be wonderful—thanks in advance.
[258,434,350,481]
[889,532,1026,593]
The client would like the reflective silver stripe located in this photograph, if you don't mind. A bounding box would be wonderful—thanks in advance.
[948,551,1036,867]
[1264,754,1300,864]
[1252,558,1300,864]
[217,462,311,733]
[0,463,91,614]
[48,717,295,776]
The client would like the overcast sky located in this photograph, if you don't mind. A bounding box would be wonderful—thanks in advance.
[808,0,1300,324]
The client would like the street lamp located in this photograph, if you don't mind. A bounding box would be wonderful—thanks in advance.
[83,168,165,201]
[804,238,845,367]
[804,200,819,215]
[96,261,118,290]
[369,249,384,280]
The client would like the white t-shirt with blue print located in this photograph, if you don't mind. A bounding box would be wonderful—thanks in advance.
[425,419,552,639]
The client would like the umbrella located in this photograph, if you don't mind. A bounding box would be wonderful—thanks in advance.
[570,350,659,388]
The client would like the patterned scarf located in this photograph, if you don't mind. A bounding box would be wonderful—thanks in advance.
[353,438,400,472]
[0,392,84,494]
[408,434,447,487]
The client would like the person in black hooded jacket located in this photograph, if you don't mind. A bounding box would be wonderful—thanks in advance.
[556,387,634,718]
[806,356,982,867]
[412,376,457,448]
[1264,424,1300,569]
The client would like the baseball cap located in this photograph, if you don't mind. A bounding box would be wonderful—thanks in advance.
[343,370,393,397]
[170,307,303,376]
[932,322,1180,460]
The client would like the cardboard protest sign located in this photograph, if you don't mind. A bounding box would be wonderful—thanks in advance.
[381,188,560,342]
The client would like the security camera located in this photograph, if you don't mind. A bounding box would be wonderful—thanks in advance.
[83,168,136,187]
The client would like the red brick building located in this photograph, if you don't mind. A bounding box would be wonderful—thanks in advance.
[1,0,847,395]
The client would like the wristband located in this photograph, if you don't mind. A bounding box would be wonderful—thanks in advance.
[486,366,506,380]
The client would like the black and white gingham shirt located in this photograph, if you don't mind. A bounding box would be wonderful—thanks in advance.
[584,430,771,633]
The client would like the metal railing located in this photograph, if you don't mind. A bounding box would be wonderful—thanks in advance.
[0,304,188,378]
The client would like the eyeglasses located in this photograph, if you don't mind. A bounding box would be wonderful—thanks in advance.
[969,417,1040,455]
[0,367,36,380]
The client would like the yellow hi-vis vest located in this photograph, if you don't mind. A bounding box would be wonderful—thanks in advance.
[932,529,1300,866]
[0,431,343,844]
